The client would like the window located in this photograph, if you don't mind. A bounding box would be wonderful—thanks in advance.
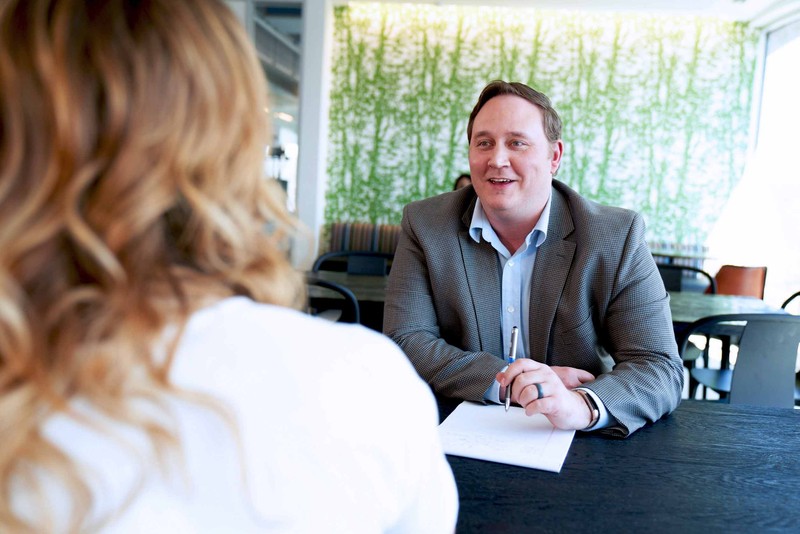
[707,17,800,304]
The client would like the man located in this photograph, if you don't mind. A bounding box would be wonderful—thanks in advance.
[384,80,683,437]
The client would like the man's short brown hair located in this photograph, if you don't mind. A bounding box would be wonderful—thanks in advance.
[466,80,562,144]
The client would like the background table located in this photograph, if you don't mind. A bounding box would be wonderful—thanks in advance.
[437,397,800,532]
[306,270,387,302]
[668,291,784,328]
[306,273,786,335]
[306,270,387,330]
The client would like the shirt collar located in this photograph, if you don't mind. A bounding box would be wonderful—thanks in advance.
[468,192,552,249]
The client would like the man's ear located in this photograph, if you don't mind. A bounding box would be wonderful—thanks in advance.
[550,140,564,176]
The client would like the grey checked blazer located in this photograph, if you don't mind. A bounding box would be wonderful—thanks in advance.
[384,180,683,437]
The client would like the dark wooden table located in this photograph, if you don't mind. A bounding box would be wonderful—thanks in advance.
[437,397,800,532]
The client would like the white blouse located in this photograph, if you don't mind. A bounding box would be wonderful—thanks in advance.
[17,297,458,533]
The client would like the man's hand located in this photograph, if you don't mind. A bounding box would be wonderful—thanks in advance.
[496,360,595,430]
[550,365,594,389]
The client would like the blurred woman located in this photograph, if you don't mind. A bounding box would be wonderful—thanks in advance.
[453,173,472,190]
[0,0,457,532]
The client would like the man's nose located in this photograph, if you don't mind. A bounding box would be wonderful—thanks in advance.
[488,146,510,168]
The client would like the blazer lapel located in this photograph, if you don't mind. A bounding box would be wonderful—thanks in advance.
[528,187,575,363]
[459,202,503,357]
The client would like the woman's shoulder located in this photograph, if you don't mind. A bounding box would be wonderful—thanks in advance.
[176,296,427,398]
[186,296,399,357]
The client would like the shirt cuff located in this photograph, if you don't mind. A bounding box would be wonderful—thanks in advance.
[483,365,509,403]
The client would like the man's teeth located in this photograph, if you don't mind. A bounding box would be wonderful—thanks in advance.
[489,179,511,183]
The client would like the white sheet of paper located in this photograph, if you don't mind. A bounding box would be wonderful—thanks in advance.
[438,401,575,473]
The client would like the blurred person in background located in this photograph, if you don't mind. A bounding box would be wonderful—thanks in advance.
[453,173,472,190]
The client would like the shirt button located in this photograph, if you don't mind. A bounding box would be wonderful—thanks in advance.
[508,260,515,267]
[507,306,515,313]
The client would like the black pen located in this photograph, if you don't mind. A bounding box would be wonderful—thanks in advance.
[505,326,519,412]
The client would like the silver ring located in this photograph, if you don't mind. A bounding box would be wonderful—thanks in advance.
[534,383,544,400]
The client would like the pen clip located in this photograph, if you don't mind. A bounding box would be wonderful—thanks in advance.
[505,326,519,412]
[507,326,519,364]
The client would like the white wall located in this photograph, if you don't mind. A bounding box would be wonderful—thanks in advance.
[293,0,334,267]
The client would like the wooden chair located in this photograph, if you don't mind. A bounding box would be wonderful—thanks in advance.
[710,264,767,299]
[307,278,360,324]
[312,250,394,276]
[678,313,800,408]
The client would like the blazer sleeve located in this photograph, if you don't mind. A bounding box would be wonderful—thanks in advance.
[579,211,684,437]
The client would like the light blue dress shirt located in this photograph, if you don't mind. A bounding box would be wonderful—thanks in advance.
[468,195,609,430]
[468,197,549,363]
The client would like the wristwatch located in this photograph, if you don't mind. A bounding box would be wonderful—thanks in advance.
[575,389,600,430]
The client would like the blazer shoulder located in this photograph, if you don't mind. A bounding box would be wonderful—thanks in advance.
[553,180,641,233]
[404,187,476,227]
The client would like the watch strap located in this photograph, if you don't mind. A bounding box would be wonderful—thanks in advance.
[575,389,600,430]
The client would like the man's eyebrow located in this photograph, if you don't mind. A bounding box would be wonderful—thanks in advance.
[472,130,531,139]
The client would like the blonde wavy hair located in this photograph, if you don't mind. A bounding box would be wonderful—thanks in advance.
[0,0,304,530]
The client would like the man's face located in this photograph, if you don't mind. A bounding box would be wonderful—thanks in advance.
[468,95,562,224]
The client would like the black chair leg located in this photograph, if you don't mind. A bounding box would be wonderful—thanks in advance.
[686,360,699,399]
[717,335,732,401]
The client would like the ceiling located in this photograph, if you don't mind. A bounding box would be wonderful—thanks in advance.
[254,1,795,50]
[415,0,788,21]
[266,0,791,20]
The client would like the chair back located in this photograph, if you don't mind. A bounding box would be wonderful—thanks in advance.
[782,291,800,405]
[711,265,767,298]
[781,290,800,314]
[657,264,717,294]
[678,313,800,408]
[307,278,361,324]
[312,251,393,276]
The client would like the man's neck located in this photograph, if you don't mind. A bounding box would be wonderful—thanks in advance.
[487,210,543,255]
